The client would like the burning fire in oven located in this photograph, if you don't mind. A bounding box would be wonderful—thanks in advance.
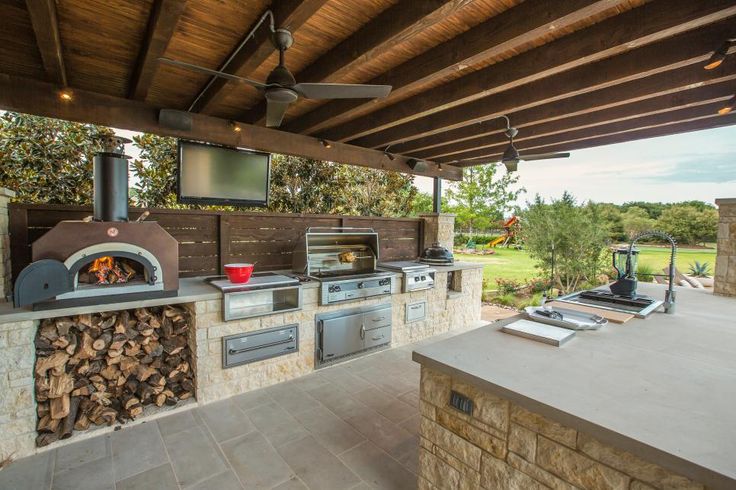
[85,256,137,285]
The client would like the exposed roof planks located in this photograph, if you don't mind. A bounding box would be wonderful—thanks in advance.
[24,0,66,85]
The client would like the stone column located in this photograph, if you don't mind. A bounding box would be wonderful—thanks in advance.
[715,198,736,297]
[420,213,455,251]
[0,188,15,302]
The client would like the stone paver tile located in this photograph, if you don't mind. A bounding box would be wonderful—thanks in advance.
[231,389,273,412]
[316,366,374,394]
[357,369,416,398]
[163,425,227,488]
[111,422,167,482]
[221,431,294,489]
[273,476,309,490]
[277,435,360,490]
[292,405,365,455]
[157,408,200,438]
[343,403,415,456]
[388,434,419,474]
[186,469,243,490]
[197,399,254,442]
[291,373,330,392]
[115,463,178,490]
[52,455,114,490]
[55,434,110,473]
[399,414,421,436]
[340,441,418,490]
[245,402,297,433]
[398,390,420,408]
[0,450,54,490]
[353,387,416,424]
[266,384,319,415]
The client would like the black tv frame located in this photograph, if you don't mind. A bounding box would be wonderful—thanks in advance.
[177,139,271,207]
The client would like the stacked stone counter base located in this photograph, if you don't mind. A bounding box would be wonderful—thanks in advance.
[418,367,706,490]
[715,198,736,297]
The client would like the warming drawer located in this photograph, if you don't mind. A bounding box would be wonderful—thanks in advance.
[222,324,299,368]
[363,325,392,349]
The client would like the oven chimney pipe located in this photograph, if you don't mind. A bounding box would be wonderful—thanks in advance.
[93,136,132,222]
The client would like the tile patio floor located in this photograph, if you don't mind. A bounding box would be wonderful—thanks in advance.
[0,330,473,490]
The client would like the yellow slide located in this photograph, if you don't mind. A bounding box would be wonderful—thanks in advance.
[489,235,506,247]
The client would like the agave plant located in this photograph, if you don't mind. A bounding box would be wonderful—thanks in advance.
[688,261,712,278]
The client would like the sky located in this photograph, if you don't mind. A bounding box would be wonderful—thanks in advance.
[414,125,736,207]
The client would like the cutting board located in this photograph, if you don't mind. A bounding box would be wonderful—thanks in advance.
[545,301,635,324]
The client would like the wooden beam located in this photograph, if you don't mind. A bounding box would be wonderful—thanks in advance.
[456,114,736,167]
[189,0,328,114]
[423,77,736,161]
[284,0,620,135]
[321,0,736,143]
[350,19,736,149]
[439,99,733,164]
[25,0,66,85]
[0,74,461,181]
[392,60,736,155]
[129,0,189,100]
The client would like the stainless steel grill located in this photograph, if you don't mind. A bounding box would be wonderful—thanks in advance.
[292,227,395,305]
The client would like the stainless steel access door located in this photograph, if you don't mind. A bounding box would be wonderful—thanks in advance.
[320,312,364,361]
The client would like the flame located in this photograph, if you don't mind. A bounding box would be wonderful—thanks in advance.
[88,256,114,273]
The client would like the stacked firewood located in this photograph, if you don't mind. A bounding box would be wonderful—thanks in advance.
[34,305,194,447]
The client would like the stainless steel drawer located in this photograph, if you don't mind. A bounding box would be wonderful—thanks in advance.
[223,324,298,368]
[363,308,391,328]
[363,325,391,349]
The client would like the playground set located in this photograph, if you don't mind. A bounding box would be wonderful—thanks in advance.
[459,216,520,254]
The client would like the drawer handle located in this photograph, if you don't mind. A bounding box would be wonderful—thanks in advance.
[372,317,386,322]
[371,334,384,341]
[229,336,294,355]
[360,324,365,339]
[410,305,423,310]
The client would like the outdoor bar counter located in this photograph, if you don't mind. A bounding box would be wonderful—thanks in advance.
[413,283,736,490]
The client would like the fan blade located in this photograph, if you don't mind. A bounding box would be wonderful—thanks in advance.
[266,99,291,128]
[158,57,269,89]
[293,83,392,99]
[521,152,571,161]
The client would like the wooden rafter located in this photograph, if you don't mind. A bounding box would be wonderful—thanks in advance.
[24,0,66,85]
[189,0,328,114]
[420,74,736,161]
[349,19,736,149]
[129,0,189,100]
[320,0,736,143]
[0,74,461,181]
[245,0,480,125]
[392,61,736,155]
[440,98,734,164]
[456,113,736,167]
[284,0,621,135]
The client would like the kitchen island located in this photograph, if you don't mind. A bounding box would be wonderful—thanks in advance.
[413,283,736,490]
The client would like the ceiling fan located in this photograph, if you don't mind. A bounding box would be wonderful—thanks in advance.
[472,116,570,172]
[159,28,392,128]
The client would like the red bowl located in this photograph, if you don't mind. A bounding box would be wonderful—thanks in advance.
[224,263,254,284]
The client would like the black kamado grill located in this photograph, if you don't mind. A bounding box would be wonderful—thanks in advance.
[418,242,454,266]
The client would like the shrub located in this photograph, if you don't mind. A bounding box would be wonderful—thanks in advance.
[526,277,548,294]
[688,261,712,278]
[496,278,522,295]
[636,264,655,283]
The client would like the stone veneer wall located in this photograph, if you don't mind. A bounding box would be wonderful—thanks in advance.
[0,188,16,301]
[714,198,736,297]
[192,268,483,404]
[421,213,455,251]
[418,367,706,490]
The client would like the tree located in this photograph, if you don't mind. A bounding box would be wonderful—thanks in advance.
[0,112,114,204]
[445,165,524,233]
[590,202,625,241]
[520,192,609,292]
[620,206,656,238]
[130,133,179,207]
[656,205,718,245]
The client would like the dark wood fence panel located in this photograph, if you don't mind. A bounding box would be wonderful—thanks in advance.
[9,204,425,281]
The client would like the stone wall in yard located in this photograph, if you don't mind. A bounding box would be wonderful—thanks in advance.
[0,188,15,301]
[417,366,706,490]
[715,198,736,297]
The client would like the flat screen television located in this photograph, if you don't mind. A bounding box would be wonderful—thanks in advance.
[177,140,271,207]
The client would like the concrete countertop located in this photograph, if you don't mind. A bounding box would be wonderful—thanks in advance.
[0,262,481,324]
[413,283,736,489]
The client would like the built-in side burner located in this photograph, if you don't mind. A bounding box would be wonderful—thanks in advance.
[379,261,435,293]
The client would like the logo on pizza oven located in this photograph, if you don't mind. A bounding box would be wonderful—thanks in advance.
[107,227,119,237]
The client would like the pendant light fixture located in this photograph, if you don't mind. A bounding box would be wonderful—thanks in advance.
[704,38,735,70]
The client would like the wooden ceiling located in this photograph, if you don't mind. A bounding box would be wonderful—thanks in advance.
[1,0,736,179]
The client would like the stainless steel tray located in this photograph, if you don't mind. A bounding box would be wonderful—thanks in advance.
[524,306,607,330]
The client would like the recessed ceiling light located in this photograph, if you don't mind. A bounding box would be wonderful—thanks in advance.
[320,139,332,148]
[704,40,734,70]
[59,88,73,101]
[229,121,242,132]
[718,95,735,115]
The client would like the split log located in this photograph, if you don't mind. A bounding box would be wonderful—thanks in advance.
[60,397,80,440]
[35,352,69,377]
[50,394,70,420]
[92,332,112,351]
[48,373,74,398]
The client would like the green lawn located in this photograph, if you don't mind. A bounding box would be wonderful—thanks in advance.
[458,245,717,291]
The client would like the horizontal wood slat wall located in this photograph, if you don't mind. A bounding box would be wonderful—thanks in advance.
[8,204,424,281]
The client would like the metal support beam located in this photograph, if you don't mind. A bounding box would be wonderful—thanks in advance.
[433,177,442,213]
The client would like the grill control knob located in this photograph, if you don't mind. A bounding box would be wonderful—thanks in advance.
[329,284,341,293]
[357,282,364,289]
[379,278,391,286]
